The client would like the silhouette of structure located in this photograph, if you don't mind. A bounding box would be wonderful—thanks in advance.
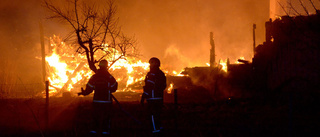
[210,32,216,68]
[253,12,320,93]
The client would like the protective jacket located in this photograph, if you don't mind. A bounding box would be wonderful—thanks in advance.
[82,69,118,103]
[142,68,166,101]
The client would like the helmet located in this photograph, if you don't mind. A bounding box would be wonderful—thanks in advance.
[149,57,160,67]
[98,60,108,68]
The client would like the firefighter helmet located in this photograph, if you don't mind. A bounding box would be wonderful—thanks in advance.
[149,57,160,68]
[98,60,108,68]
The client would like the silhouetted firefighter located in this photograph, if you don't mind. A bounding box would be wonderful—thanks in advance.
[78,59,118,136]
[141,57,167,133]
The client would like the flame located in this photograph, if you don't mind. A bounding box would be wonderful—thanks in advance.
[235,56,245,64]
[172,70,185,76]
[43,35,243,97]
[219,59,228,72]
[46,53,68,86]
[45,36,93,96]
[44,35,178,96]
[167,83,174,94]
[110,59,149,87]
[163,69,185,77]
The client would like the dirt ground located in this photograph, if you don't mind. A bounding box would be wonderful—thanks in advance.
[0,94,319,137]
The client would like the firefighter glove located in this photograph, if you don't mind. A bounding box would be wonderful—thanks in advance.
[78,88,85,96]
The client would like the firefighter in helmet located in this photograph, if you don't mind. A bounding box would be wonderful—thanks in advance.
[78,59,118,136]
[141,57,167,133]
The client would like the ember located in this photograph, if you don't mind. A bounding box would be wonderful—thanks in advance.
[167,83,174,94]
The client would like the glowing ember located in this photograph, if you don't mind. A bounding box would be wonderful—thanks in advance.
[167,83,174,94]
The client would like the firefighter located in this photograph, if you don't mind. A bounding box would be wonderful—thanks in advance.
[78,59,118,136]
[141,57,167,133]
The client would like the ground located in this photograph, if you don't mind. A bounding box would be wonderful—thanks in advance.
[0,94,319,137]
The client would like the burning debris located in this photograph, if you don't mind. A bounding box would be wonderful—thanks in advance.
[43,35,186,98]
[43,36,146,97]
[169,32,251,101]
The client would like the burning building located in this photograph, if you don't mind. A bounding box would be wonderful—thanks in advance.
[170,32,233,102]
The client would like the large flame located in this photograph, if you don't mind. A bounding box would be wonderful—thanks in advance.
[44,35,182,96]
[44,35,246,96]
[45,36,93,96]
[110,59,149,87]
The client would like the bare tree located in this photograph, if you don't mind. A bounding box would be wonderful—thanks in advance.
[43,0,137,73]
[278,0,320,17]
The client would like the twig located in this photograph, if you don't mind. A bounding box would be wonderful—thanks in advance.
[308,0,318,12]
[278,1,290,16]
[287,1,301,16]
[299,0,310,15]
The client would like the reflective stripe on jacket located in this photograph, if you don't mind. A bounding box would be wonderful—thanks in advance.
[143,69,166,101]
[82,69,118,102]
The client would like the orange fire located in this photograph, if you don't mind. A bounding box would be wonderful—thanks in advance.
[167,82,174,94]
[235,56,245,64]
[219,59,228,72]
[45,36,93,96]
[44,35,182,96]
[44,35,246,97]
[217,56,246,72]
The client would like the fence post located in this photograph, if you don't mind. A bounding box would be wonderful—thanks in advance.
[174,88,178,134]
[45,81,49,130]
[174,89,178,109]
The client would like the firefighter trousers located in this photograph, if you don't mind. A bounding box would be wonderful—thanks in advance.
[147,99,163,133]
[91,102,113,134]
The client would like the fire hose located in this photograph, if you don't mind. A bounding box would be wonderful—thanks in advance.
[78,88,142,124]
[111,94,142,125]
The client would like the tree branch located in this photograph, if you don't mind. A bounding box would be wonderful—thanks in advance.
[308,0,318,12]
[287,1,301,16]
[299,0,310,15]
[43,0,137,73]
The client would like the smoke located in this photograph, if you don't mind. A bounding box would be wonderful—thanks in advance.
[0,0,42,81]
[116,0,270,71]
[0,0,270,96]
[0,0,72,86]
[5,0,319,96]
[162,44,191,71]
